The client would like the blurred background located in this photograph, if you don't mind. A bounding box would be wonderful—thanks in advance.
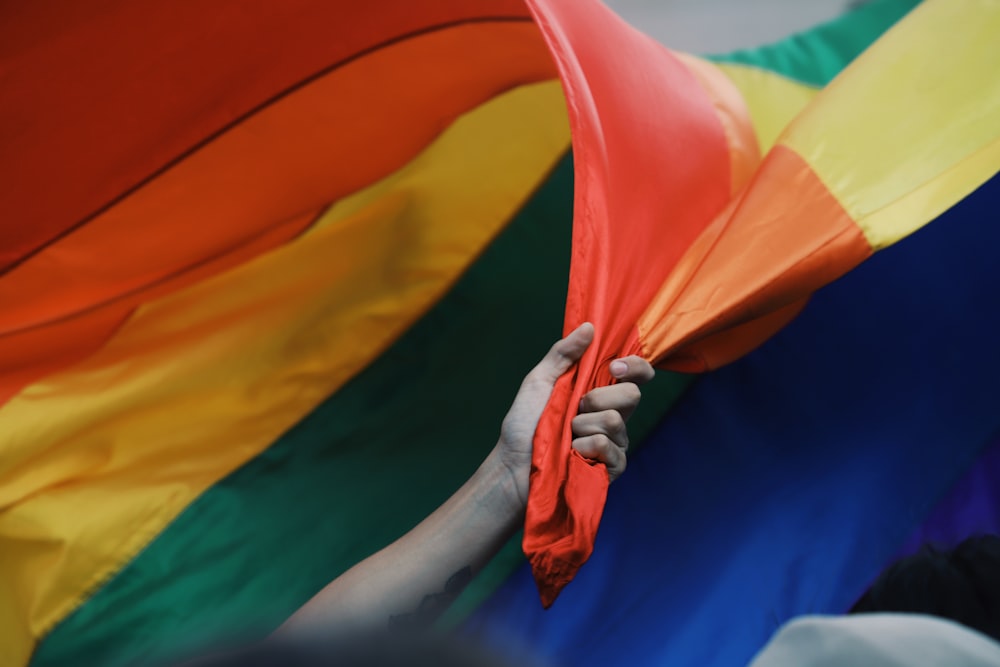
[605,0,856,52]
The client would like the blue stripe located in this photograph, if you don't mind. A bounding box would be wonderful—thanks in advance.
[466,173,1000,667]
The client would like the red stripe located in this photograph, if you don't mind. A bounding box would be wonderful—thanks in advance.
[0,0,533,272]
[521,0,741,607]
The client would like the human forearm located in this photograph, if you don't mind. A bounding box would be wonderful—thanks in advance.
[274,325,654,643]
[274,447,522,639]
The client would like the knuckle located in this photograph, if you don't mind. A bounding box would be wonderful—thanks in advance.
[571,436,593,457]
[549,339,570,362]
[621,382,642,404]
[601,410,623,433]
[625,357,654,382]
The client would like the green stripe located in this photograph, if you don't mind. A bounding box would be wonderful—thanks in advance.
[36,6,926,662]
[709,0,920,87]
[32,153,692,667]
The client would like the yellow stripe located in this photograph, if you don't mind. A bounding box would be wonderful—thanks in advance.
[780,0,1000,249]
[714,62,819,154]
[0,79,569,662]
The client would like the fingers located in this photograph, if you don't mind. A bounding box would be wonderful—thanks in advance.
[577,357,652,421]
[572,408,627,449]
[571,403,629,480]
[499,323,595,456]
[572,434,627,481]
[526,322,595,385]
[516,329,649,484]
[569,356,652,482]
[609,355,655,384]
[578,382,642,421]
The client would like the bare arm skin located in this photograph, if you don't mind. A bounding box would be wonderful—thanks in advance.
[275,323,655,640]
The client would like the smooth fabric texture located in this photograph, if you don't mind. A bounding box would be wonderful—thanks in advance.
[524,0,1000,604]
[713,63,818,153]
[1,81,569,665]
[0,18,556,408]
[521,0,756,607]
[709,0,919,152]
[780,0,1000,249]
[895,437,1000,558]
[637,0,1000,370]
[466,173,1000,667]
[9,2,996,664]
[27,153,693,667]
[750,614,1000,667]
[0,0,537,271]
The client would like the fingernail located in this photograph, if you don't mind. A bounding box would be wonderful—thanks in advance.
[610,360,628,377]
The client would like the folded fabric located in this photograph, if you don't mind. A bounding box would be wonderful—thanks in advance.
[524,0,1000,606]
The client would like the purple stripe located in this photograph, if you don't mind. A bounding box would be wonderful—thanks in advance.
[896,435,1000,555]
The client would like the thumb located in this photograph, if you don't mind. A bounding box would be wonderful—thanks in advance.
[528,322,594,385]
[500,323,595,454]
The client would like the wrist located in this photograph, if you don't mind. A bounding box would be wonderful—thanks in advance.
[478,447,529,525]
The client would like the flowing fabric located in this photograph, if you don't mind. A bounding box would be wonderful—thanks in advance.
[520,0,759,607]
[468,172,1000,667]
[523,0,1000,604]
[0,3,570,663]
[2,0,998,664]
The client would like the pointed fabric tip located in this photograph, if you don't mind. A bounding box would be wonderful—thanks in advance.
[524,0,1000,612]
[523,370,611,607]
[533,564,569,610]
[526,506,603,608]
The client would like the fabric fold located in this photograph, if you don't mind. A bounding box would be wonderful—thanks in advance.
[524,0,1000,605]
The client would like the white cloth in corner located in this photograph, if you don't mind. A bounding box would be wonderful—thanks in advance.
[750,613,1000,667]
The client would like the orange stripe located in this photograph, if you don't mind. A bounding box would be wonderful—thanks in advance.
[0,0,533,271]
[0,209,321,407]
[636,145,872,369]
[0,21,555,335]
[658,298,810,373]
[0,80,570,660]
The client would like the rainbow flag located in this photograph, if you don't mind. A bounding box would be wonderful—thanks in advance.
[521,0,998,605]
[1,0,997,665]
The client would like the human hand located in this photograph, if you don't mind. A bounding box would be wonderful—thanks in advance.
[495,323,656,508]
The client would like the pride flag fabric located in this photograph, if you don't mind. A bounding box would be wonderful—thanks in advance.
[1,1,997,665]
[1,3,575,664]
[470,171,1000,666]
[524,0,1000,605]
